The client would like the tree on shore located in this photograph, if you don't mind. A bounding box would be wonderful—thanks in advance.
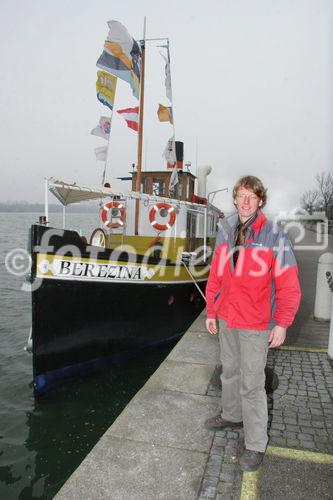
[301,172,333,218]
[315,172,333,216]
[301,190,319,215]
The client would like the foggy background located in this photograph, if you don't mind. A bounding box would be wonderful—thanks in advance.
[1,0,332,214]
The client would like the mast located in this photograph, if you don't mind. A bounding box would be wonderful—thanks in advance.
[135,17,146,235]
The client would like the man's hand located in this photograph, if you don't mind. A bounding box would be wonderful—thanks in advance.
[206,318,218,335]
[269,325,286,348]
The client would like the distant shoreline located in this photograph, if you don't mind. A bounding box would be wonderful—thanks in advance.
[0,203,98,213]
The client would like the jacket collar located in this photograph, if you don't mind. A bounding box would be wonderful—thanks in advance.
[250,210,267,234]
[219,210,267,240]
[237,211,258,231]
[228,210,267,232]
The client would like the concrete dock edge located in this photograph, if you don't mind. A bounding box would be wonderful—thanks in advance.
[55,314,221,499]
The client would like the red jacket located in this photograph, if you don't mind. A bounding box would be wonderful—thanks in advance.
[206,211,301,330]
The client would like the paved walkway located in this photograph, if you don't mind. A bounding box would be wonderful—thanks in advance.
[56,229,333,499]
[197,228,333,499]
[199,348,333,499]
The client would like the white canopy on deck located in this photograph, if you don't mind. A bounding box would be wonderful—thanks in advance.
[48,178,120,206]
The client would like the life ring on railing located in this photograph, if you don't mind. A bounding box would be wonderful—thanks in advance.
[149,203,176,232]
[101,201,126,228]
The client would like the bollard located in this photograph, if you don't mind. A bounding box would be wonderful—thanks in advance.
[327,272,333,359]
[328,297,333,359]
[314,253,333,321]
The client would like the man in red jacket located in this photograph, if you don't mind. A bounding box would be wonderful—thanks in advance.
[205,175,301,472]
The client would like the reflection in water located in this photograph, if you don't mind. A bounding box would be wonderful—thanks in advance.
[0,465,22,487]
[0,343,176,500]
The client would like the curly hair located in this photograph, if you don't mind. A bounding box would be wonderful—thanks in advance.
[232,175,267,207]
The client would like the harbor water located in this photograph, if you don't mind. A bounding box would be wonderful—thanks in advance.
[0,212,176,499]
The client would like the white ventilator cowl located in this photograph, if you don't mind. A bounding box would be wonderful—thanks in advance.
[197,165,212,198]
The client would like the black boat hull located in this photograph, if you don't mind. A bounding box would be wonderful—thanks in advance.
[30,225,206,394]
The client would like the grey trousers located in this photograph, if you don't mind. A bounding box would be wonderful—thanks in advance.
[219,320,270,453]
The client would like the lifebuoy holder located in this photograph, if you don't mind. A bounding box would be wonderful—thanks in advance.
[149,203,176,232]
[101,201,126,228]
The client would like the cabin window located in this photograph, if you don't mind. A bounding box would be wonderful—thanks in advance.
[141,177,149,194]
[186,212,197,251]
[186,178,190,200]
[177,184,182,199]
[187,213,197,236]
[152,178,164,196]
[209,215,215,234]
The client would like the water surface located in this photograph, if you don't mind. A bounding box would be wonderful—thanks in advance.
[0,213,175,499]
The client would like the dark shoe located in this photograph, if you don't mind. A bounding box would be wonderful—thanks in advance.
[204,414,243,431]
[239,449,264,472]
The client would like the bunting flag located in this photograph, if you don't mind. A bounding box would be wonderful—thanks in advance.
[117,106,139,132]
[96,20,141,99]
[157,104,173,124]
[96,71,117,110]
[163,137,177,164]
[95,146,108,161]
[160,45,172,102]
[91,116,111,140]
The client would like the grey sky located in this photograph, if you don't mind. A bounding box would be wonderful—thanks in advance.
[1,0,332,214]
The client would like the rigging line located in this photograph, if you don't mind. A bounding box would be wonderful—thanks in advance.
[168,42,176,145]
[181,260,207,302]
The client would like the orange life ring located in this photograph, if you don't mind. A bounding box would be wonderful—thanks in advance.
[101,201,126,228]
[149,203,176,232]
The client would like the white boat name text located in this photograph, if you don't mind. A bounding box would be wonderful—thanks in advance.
[37,258,156,281]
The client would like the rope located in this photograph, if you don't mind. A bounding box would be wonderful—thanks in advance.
[181,260,207,302]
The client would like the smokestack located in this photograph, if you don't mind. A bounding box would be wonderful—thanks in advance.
[197,165,212,198]
[167,141,184,169]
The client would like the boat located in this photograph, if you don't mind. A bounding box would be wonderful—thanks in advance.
[26,20,225,395]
